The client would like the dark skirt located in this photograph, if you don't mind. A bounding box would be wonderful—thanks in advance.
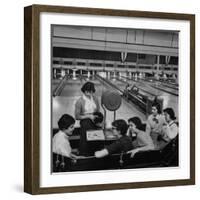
[79,112,103,156]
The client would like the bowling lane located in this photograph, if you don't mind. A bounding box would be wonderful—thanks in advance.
[52,78,62,92]
[149,82,178,96]
[59,78,86,97]
[140,78,178,95]
[108,77,127,91]
[120,76,158,98]
[145,77,179,88]
[52,75,146,128]
[159,82,178,90]
[53,77,85,128]
[122,76,178,97]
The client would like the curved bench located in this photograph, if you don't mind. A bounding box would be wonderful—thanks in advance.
[52,136,178,172]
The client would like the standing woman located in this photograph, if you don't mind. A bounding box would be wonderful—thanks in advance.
[75,81,103,155]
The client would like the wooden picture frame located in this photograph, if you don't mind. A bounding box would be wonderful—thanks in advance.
[24,4,195,194]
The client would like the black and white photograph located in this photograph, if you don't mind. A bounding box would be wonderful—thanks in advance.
[51,25,179,173]
[23,4,195,194]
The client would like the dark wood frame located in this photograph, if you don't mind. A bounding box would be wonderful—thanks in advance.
[24,4,195,194]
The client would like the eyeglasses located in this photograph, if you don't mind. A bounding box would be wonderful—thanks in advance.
[112,127,117,130]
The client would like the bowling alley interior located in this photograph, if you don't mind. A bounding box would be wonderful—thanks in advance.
[52,25,179,172]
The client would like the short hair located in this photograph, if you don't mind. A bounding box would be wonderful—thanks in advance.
[58,114,75,130]
[163,108,176,120]
[152,102,162,114]
[128,116,146,131]
[112,119,128,136]
[81,82,96,93]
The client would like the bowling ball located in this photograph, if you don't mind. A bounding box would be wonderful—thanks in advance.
[93,112,104,124]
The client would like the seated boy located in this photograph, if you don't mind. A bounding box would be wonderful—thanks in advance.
[53,114,80,159]
[94,119,133,158]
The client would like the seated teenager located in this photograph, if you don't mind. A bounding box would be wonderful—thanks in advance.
[53,114,82,159]
[127,117,155,158]
[159,108,178,142]
[146,102,166,143]
[94,119,133,158]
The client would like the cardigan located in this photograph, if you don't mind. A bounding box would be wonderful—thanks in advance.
[74,95,100,120]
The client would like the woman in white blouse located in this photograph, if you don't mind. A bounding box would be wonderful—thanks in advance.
[53,114,76,158]
[75,82,103,155]
[160,107,178,142]
[146,102,166,144]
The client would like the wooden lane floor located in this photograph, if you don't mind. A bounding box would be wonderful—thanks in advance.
[139,78,178,96]
[149,82,178,96]
[52,78,62,92]
[120,76,159,97]
[52,76,146,129]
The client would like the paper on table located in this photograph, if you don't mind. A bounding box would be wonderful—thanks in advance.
[86,130,105,141]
